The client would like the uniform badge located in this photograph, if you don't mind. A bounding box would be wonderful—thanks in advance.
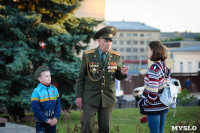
[92,68,97,75]
[110,74,113,79]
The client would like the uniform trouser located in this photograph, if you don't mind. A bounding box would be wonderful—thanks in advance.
[36,121,56,133]
[82,103,113,133]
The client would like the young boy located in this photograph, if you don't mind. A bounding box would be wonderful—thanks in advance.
[31,64,61,133]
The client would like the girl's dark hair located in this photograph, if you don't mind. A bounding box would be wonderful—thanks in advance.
[149,41,167,62]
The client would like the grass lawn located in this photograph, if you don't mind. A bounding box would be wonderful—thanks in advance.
[1,106,199,132]
[56,106,200,133]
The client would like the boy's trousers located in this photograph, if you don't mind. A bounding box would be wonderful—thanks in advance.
[36,121,56,133]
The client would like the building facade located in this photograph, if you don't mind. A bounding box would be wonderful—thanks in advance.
[171,44,200,73]
[75,0,105,20]
[160,32,200,41]
[105,21,160,61]
[74,0,105,56]
[105,21,160,74]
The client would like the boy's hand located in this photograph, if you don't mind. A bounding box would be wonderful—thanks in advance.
[50,118,57,126]
[47,119,52,125]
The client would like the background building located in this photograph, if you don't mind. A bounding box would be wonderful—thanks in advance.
[74,1,200,94]
[105,21,160,75]
[75,0,105,20]
[160,32,200,41]
[171,44,200,73]
[75,0,106,56]
[162,41,200,72]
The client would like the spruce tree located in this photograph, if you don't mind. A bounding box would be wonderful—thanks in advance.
[0,0,102,120]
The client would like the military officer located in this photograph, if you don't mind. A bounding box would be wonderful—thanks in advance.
[75,26,129,133]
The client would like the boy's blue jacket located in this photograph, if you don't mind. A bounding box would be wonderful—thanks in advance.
[31,83,61,123]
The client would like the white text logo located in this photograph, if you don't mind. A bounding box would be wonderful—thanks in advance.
[171,126,197,131]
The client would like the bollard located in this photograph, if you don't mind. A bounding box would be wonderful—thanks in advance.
[0,117,7,127]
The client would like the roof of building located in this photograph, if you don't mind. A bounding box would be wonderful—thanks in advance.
[180,32,199,39]
[163,41,181,48]
[160,32,179,38]
[160,32,200,40]
[171,44,200,52]
[105,21,160,31]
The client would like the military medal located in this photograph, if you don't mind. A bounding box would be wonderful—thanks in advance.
[115,62,117,69]
[110,62,113,78]
[94,62,96,67]
[92,68,96,75]
[110,73,113,78]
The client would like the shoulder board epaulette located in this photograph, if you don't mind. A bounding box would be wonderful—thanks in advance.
[85,49,95,54]
[110,50,120,56]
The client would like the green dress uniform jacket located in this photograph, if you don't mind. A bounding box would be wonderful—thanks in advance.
[75,47,126,107]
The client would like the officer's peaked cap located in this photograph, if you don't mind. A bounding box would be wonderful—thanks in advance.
[93,26,117,40]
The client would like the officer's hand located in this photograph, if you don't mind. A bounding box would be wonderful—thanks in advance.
[121,66,129,75]
[76,98,83,109]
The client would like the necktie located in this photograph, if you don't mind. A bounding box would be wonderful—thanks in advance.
[101,52,106,64]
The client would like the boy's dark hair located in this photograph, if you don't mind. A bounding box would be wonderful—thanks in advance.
[149,41,167,62]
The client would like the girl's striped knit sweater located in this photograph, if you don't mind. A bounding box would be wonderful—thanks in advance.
[139,61,170,115]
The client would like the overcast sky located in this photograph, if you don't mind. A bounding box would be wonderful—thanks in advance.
[105,0,200,32]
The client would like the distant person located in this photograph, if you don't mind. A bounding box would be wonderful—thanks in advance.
[185,78,191,91]
[138,41,170,133]
[31,65,61,133]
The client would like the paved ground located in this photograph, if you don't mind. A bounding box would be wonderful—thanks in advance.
[0,122,35,133]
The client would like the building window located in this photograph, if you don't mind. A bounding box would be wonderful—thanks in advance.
[112,41,117,45]
[126,33,131,37]
[119,48,124,52]
[120,40,124,45]
[188,62,192,73]
[113,48,117,51]
[180,62,183,73]
[133,48,138,52]
[126,40,131,45]
[140,41,144,45]
[140,34,144,37]
[126,48,131,52]
[133,33,137,37]
[140,48,144,52]
[147,41,150,45]
[121,56,124,60]
[133,64,139,70]
[147,33,151,38]
[119,33,124,37]
[140,56,145,60]
[199,62,200,69]
[133,56,137,60]
[133,41,138,45]
[126,56,131,60]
